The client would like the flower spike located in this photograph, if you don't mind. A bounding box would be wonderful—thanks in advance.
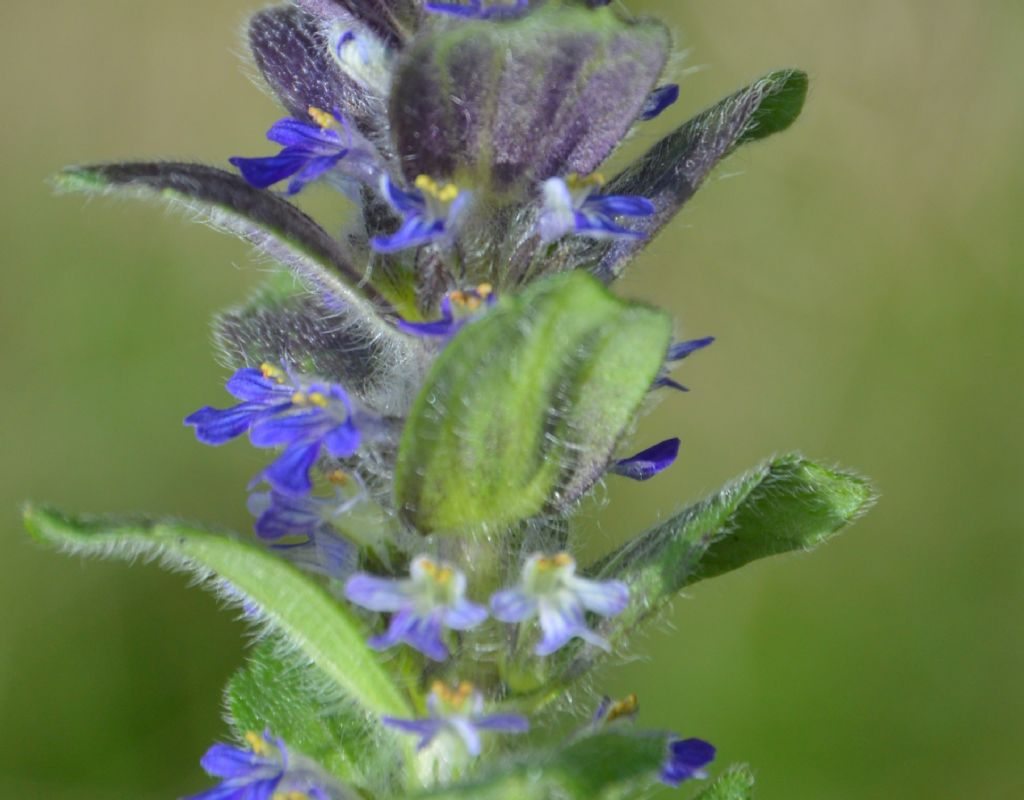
[538,173,655,243]
[344,556,487,660]
[381,681,529,757]
[491,552,629,655]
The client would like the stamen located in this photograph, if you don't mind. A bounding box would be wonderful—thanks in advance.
[327,469,350,486]
[245,731,270,757]
[307,391,329,408]
[433,680,474,709]
[308,106,335,130]
[260,363,286,383]
[606,693,639,722]
[291,391,308,405]
[415,174,461,203]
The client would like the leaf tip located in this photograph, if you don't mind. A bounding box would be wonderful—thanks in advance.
[740,68,809,144]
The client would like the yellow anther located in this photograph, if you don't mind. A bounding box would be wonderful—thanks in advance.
[308,106,335,129]
[414,174,460,203]
[432,680,474,709]
[307,391,329,408]
[449,290,467,306]
[419,558,452,584]
[536,552,573,571]
[291,391,308,405]
[245,731,270,757]
[260,363,286,383]
[273,793,310,800]
[606,693,639,722]
[477,282,493,298]
[327,469,350,486]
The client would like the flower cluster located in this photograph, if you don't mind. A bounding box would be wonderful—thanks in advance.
[168,1,728,794]
[53,0,829,795]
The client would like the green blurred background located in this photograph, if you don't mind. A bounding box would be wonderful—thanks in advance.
[2,1,1021,797]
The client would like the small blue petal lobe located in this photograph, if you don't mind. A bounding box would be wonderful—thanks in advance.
[640,84,680,121]
[611,437,681,481]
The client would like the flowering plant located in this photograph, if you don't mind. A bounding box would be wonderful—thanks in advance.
[27,1,874,798]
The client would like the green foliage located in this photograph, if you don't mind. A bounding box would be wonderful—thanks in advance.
[539,455,874,690]
[227,640,402,794]
[693,766,756,800]
[737,70,809,144]
[22,506,411,721]
[394,272,671,534]
[408,729,670,800]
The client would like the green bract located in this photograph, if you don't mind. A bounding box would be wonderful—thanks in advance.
[395,271,671,534]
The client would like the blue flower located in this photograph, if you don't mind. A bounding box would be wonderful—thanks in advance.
[397,284,496,338]
[640,84,680,121]
[185,729,333,800]
[247,486,360,580]
[610,438,680,481]
[184,364,365,497]
[660,737,716,787]
[230,107,373,196]
[371,174,470,253]
[425,0,529,20]
[653,336,715,392]
[382,681,529,757]
[537,173,655,243]
[490,553,629,655]
[344,556,487,661]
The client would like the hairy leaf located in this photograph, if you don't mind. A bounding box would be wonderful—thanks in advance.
[395,272,670,534]
[214,276,418,414]
[23,506,412,720]
[390,4,670,192]
[227,640,401,793]
[547,454,873,689]
[54,162,413,367]
[411,730,671,799]
[564,69,808,281]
